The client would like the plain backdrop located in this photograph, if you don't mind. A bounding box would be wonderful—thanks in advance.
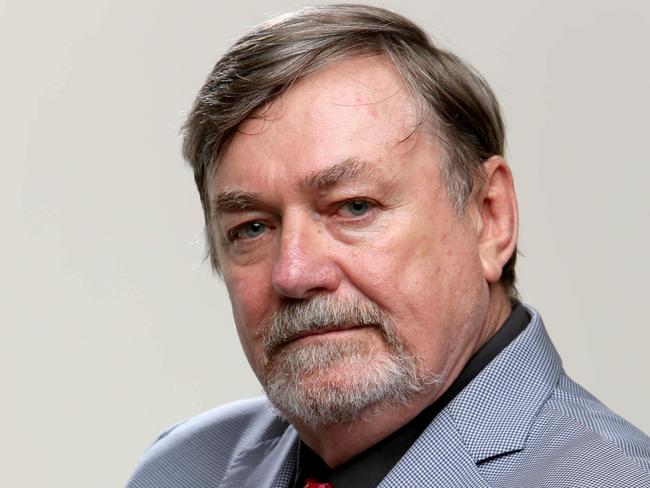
[3,1,649,486]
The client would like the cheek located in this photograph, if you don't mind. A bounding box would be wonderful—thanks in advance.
[344,220,483,330]
[355,225,450,296]
[223,270,272,373]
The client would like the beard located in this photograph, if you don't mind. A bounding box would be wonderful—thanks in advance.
[259,295,442,426]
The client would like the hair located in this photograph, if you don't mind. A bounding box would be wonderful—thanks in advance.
[259,294,440,425]
[181,4,517,299]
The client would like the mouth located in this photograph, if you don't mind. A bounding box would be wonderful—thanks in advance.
[285,324,374,344]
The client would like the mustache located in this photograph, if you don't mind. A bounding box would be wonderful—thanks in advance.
[260,295,394,359]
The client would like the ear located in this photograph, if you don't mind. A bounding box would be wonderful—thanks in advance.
[473,156,518,284]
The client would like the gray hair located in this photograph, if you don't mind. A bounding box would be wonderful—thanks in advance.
[182,4,517,297]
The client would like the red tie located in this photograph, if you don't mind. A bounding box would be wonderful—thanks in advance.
[304,479,333,488]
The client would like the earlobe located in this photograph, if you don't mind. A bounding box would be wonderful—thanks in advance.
[475,156,518,284]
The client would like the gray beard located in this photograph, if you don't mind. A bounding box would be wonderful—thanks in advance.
[259,295,443,426]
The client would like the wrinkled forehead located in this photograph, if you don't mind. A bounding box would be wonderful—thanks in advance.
[214,56,426,175]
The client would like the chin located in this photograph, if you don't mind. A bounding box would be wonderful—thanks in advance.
[261,340,439,426]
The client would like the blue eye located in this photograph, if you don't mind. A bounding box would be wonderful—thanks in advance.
[234,221,267,239]
[342,199,371,216]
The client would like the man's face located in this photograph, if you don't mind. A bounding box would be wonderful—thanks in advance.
[211,56,492,424]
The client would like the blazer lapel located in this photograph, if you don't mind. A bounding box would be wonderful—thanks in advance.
[219,426,298,488]
[447,307,562,463]
[379,410,492,487]
[381,306,562,486]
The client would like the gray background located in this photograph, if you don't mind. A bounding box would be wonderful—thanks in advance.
[3,0,649,486]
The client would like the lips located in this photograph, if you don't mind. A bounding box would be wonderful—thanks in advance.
[285,324,372,344]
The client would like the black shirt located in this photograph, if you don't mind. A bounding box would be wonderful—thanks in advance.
[292,303,530,488]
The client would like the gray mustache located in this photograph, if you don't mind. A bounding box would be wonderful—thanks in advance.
[260,295,392,358]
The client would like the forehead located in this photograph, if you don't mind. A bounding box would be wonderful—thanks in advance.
[213,56,428,189]
[241,55,417,133]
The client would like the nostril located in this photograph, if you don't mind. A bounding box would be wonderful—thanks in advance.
[272,256,342,299]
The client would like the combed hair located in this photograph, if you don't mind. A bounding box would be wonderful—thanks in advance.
[182,4,517,298]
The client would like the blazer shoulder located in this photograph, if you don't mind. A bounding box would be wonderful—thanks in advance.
[544,374,650,473]
[476,374,650,487]
[126,397,290,488]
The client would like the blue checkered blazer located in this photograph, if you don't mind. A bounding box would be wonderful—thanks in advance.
[127,307,650,487]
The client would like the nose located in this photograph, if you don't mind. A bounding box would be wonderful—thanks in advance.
[271,217,342,299]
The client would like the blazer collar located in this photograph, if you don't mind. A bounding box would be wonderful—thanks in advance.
[446,306,562,462]
[379,306,562,486]
[379,409,494,487]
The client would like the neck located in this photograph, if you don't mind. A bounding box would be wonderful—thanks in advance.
[291,394,437,467]
[290,285,513,467]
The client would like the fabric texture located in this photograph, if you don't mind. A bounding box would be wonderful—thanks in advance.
[126,306,650,487]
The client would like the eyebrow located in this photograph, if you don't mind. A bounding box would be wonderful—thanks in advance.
[210,188,263,215]
[302,158,379,191]
[210,158,383,216]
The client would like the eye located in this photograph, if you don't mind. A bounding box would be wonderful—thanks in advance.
[229,221,268,241]
[340,199,372,217]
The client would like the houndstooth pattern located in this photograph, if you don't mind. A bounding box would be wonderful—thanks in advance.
[126,306,650,487]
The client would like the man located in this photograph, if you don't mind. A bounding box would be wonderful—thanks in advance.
[127,5,650,487]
